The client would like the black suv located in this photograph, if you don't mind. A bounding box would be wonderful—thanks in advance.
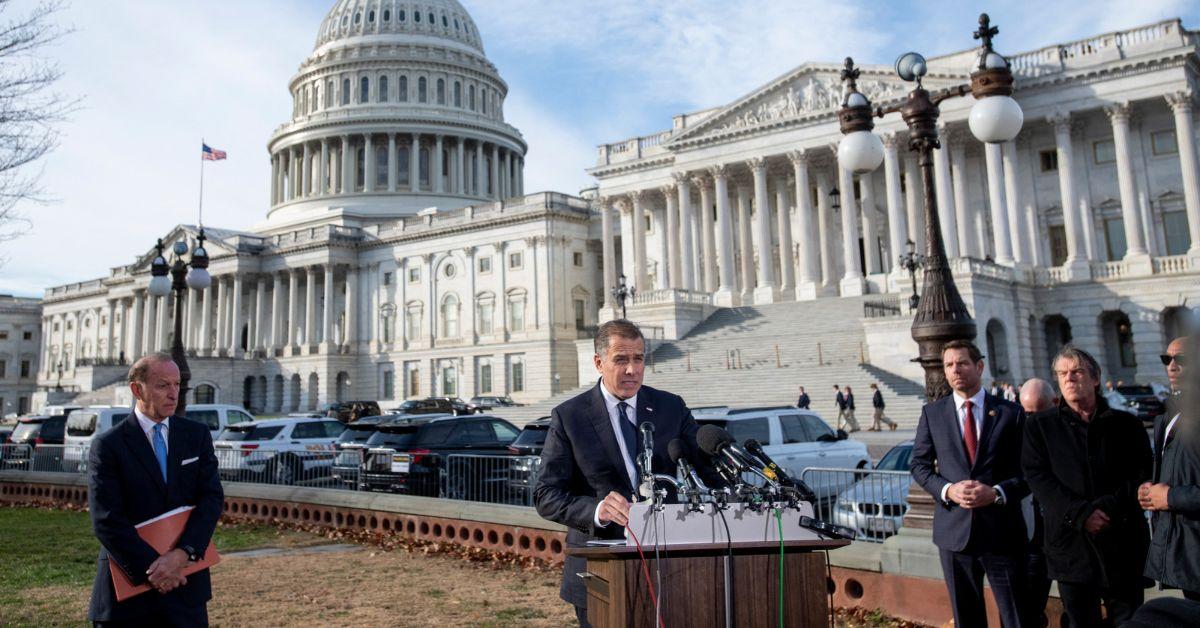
[361,414,520,499]
[324,401,382,423]
[506,417,550,501]
[391,398,457,416]
[470,396,521,410]
[1106,385,1166,424]
[331,415,390,489]
[3,415,68,470]
[435,397,483,415]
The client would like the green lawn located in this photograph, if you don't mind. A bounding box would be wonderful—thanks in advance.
[0,506,320,626]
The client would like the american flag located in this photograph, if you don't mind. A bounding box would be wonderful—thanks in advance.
[201,143,227,161]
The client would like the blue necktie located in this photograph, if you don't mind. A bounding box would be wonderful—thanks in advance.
[152,423,168,482]
[617,401,641,462]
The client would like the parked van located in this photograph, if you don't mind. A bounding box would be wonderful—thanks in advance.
[182,404,256,442]
[63,407,131,471]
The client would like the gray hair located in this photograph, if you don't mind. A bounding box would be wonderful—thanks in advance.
[594,319,645,357]
[128,352,176,384]
[1020,378,1056,411]
[1052,344,1102,382]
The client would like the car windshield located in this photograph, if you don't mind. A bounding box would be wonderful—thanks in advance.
[367,426,418,449]
[396,400,420,410]
[338,425,379,443]
[414,422,457,447]
[1116,386,1154,396]
[66,412,98,437]
[10,422,42,441]
[219,424,284,442]
[511,425,549,448]
[875,445,913,471]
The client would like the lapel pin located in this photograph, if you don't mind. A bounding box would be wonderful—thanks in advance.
[646,406,654,412]
[988,410,997,417]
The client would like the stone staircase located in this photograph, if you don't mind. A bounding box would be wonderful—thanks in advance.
[67,380,126,408]
[497,297,927,428]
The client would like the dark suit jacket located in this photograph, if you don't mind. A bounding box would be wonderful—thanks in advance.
[533,380,720,607]
[872,390,884,409]
[836,391,845,409]
[796,393,810,409]
[910,393,1029,553]
[87,412,224,622]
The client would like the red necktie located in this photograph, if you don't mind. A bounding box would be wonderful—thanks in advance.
[963,400,978,466]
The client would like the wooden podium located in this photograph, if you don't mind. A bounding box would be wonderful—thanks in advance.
[568,538,848,627]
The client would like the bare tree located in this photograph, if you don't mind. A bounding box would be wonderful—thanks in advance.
[0,0,74,246]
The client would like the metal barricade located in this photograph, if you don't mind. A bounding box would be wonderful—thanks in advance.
[213,443,341,489]
[800,467,913,542]
[1,443,79,473]
[359,449,444,497]
[444,454,543,506]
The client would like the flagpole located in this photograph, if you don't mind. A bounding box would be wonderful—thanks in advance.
[198,139,206,228]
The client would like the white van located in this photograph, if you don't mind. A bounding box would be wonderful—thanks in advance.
[63,407,132,471]
[181,404,256,442]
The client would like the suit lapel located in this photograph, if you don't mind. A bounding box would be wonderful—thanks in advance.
[941,397,972,471]
[121,415,168,494]
[971,395,1000,472]
[586,381,634,493]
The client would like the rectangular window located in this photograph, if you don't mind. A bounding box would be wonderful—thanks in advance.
[574,299,586,329]
[573,251,584,267]
[408,267,420,283]
[644,212,653,234]
[406,362,421,398]
[508,298,525,332]
[508,251,523,269]
[382,312,393,343]
[20,361,30,378]
[381,367,395,400]
[478,256,492,274]
[1151,130,1178,156]
[441,365,456,396]
[382,271,392,286]
[1039,150,1058,173]
[1049,225,1068,266]
[22,331,31,340]
[478,360,493,394]
[0,360,6,378]
[17,397,28,415]
[1163,211,1192,255]
[406,309,421,340]
[0,331,7,340]
[1093,139,1115,165]
[1104,218,1127,261]
[509,355,525,393]
[478,301,494,334]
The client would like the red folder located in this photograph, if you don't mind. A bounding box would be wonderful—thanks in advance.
[109,506,221,602]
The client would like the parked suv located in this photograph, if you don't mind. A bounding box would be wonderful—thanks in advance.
[468,396,522,411]
[361,414,520,498]
[696,407,870,498]
[331,415,391,489]
[324,400,382,423]
[390,398,457,416]
[2,415,68,471]
[213,417,345,485]
[435,397,483,415]
[182,404,256,442]
[1104,385,1166,424]
[506,417,550,500]
[63,407,131,472]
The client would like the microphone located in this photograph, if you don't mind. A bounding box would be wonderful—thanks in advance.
[743,438,817,503]
[697,425,780,490]
[637,422,655,498]
[668,438,710,494]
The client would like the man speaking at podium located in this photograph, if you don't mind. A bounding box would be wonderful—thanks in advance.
[87,353,223,626]
[534,319,721,626]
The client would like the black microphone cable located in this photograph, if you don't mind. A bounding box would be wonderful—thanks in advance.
[825,548,835,628]
[775,507,785,628]
[624,522,666,628]
[716,506,734,628]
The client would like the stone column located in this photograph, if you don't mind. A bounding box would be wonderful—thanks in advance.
[662,183,680,289]
[345,265,358,347]
[142,291,157,355]
[933,131,960,258]
[341,135,353,193]
[1166,91,1200,259]
[1050,111,1090,276]
[905,152,926,254]
[125,294,140,359]
[630,191,649,291]
[363,134,375,193]
[948,139,973,257]
[270,155,279,205]
[322,265,335,347]
[434,135,445,193]
[230,274,243,355]
[774,175,795,298]
[329,145,340,194]
[711,166,737,306]
[386,133,397,192]
[410,133,421,193]
[300,143,312,197]
[815,169,835,290]
[456,137,465,194]
[103,300,116,359]
[183,287,197,349]
[789,151,819,299]
[213,278,226,354]
[837,164,865,295]
[881,134,909,277]
[490,144,500,199]
[676,174,696,291]
[503,151,512,199]
[304,267,317,346]
[475,141,485,197]
[253,276,267,351]
[983,142,1014,265]
[736,184,754,298]
[517,157,524,196]
[319,139,329,195]
[1002,140,1032,266]
[860,172,882,274]
[287,269,299,348]
[694,174,717,293]
[600,197,617,308]
[748,158,776,302]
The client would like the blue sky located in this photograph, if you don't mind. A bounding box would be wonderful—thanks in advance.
[1,0,1197,296]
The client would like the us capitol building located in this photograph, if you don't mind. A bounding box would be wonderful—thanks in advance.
[27,2,1200,415]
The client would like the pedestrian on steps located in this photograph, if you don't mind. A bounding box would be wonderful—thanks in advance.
[843,386,861,432]
[797,386,811,409]
[834,385,847,429]
[869,383,897,431]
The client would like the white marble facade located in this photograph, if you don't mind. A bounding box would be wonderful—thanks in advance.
[31,11,1200,410]
[0,296,40,417]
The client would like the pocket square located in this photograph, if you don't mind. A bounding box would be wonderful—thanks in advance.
[181,456,199,466]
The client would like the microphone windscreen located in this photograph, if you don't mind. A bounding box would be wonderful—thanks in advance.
[696,424,733,456]
[640,421,655,434]
[667,438,688,464]
[743,438,765,456]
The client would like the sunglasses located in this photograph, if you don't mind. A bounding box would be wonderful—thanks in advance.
[1160,354,1187,367]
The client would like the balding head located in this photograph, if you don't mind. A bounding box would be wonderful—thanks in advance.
[1020,378,1056,414]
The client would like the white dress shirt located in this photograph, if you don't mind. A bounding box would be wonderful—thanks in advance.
[594,382,639,527]
[1165,412,1181,444]
[135,407,170,457]
[939,388,1006,506]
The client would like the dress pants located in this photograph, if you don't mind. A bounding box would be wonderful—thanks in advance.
[939,548,1028,627]
[1057,581,1142,627]
[575,604,591,628]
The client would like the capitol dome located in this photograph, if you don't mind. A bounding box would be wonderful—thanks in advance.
[264,0,527,230]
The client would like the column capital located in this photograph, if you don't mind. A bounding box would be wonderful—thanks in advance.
[1047,110,1073,133]
[1166,90,1195,113]
[941,125,967,148]
[788,148,811,166]
[747,156,767,172]
[627,190,645,206]
[491,240,506,251]
[689,173,710,189]
[707,164,728,180]
[1104,101,1133,123]
[461,245,475,258]
[659,183,677,197]
[878,132,902,150]
[671,171,690,185]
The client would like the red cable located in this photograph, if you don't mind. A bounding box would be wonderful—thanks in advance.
[625,523,666,628]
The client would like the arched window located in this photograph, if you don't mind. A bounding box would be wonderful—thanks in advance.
[383,9,390,22]
[427,12,434,24]
[325,80,334,108]
[442,15,448,28]
[418,77,427,103]
[476,292,495,334]
[414,11,421,23]
[397,146,410,186]
[436,79,445,104]
[419,147,430,187]
[341,78,350,105]
[454,81,462,107]
[375,144,388,188]
[468,85,475,110]
[481,87,488,114]
[379,76,389,102]
[441,294,460,338]
[354,12,361,25]
[399,10,406,22]
[454,18,459,30]
[507,289,527,332]
[359,76,369,103]
[398,76,408,102]
[406,302,423,340]
[194,384,216,404]
[355,146,365,190]
[368,9,375,23]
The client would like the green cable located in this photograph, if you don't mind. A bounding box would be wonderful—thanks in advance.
[776,508,785,628]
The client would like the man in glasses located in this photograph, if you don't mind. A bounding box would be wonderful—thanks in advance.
[1141,336,1199,601]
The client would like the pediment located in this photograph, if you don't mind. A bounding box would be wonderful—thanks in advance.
[667,62,965,145]
[125,224,242,273]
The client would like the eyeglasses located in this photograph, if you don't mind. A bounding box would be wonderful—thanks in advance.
[1160,353,1186,367]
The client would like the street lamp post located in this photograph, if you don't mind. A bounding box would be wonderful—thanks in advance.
[837,14,1023,401]
[610,273,636,320]
[897,238,926,312]
[147,229,212,417]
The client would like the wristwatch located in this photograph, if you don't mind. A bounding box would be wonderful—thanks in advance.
[179,544,200,562]
[993,487,1005,506]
